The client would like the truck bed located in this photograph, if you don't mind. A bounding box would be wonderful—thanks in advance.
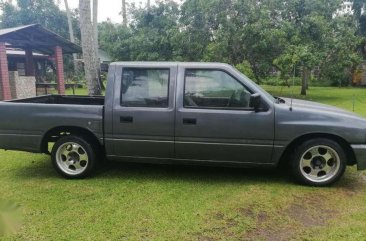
[0,95,104,153]
[10,95,104,105]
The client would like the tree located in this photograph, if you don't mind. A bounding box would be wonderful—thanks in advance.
[352,0,366,59]
[273,0,360,94]
[64,0,78,72]
[0,0,73,38]
[353,0,366,19]
[318,16,362,86]
[97,0,362,92]
[99,21,133,61]
[93,0,99,56]
[127,1,181,61]
[79,0,101,95]
[92,0,103,89]
[122,0,127,26]
[178,0,214,61]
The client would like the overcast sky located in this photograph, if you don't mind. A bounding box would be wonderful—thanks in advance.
[59,0,180,23]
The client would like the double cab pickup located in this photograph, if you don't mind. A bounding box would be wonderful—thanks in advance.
[1,62,366,186]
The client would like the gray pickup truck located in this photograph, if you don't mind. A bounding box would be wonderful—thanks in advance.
[1,62,366,186]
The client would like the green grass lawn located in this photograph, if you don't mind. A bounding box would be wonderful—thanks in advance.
[1,86,366,240]
[265,85,366,116]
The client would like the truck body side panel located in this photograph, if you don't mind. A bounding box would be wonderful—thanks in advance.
[0,103,103,152]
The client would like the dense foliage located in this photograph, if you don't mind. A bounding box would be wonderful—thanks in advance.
[0,0,80,40]
[1,0,366,91]
[98,0,366,89]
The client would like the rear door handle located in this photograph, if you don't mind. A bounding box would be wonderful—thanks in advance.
[183,118,197,125]
[120,116,133,123]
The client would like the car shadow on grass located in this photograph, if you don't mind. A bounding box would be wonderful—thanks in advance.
[12,157,295,185]
[93,159,294,185]
[13,157,365,189]
[97,161,365,189]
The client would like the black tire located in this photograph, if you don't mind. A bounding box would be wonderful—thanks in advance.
[290,138,347,186]
[51,135,97,179]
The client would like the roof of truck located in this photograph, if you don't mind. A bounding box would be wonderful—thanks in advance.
[110,62,232,68]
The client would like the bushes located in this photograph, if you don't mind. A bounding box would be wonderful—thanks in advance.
[235,61,255,80]
[260,77,302,87]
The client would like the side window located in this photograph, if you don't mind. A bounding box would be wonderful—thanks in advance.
[121,68,169,107]
[184,69,252,109]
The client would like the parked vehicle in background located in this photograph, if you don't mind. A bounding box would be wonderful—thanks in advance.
[1,62,366,186]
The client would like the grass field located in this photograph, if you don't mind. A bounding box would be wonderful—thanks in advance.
[1,86,366,240]
[266,85,366,117]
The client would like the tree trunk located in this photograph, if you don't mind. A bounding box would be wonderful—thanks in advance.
[92,0,104,90]
[284,77,290,88]
[147,0,150,9]
[93,0,98,54]
[122,0,127,26]
[79,0,101,95]
[64,0,78,73]
[301,66,307,95]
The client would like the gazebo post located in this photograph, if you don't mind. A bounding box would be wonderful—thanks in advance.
[54,46,65,95]
[25,48,35,76]
[0,42,11,100]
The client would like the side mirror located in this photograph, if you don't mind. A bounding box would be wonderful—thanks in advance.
[250,93,261,112]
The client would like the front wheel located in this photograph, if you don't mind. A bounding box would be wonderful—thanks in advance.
[51,136,97,179]
[291,138,347,186]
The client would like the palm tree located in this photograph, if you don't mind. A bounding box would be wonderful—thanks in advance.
[64,0,78,73]
[79,0,101,95]
[122,0,127,26]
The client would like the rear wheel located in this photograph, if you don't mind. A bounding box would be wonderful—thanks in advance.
[51,136,97,179]
[291,138,346,186]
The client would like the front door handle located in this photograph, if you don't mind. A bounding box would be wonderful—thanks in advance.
[183,118,197,125]
[120,116,133,123]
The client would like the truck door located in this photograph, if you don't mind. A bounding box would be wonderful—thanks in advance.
[174,65,275,164]
[111,63,176,159]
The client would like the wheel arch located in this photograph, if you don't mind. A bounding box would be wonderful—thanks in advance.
[279,133,356,167]
[40,126,103,154]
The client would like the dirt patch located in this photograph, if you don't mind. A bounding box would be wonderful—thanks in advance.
[257,212,268,223]
[286,195,334,227]
[337,172,366,197]
[244,228,294,241]
[244,194,338,241]
[226,218,239,228]
[197,236,215,241]
[195,190,346,241]
[238,205,268,223]
[239,206,256,219]
[362,173,366,182]
[214,212,225,220]
[193,211,242,240]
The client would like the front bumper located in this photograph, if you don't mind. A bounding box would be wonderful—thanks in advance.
[351,145,366,170]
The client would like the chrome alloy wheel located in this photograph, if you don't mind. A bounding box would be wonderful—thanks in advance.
[299,145,341,183]
[55,142,89,175]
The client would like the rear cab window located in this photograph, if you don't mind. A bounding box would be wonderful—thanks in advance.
[121,68,170,108]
